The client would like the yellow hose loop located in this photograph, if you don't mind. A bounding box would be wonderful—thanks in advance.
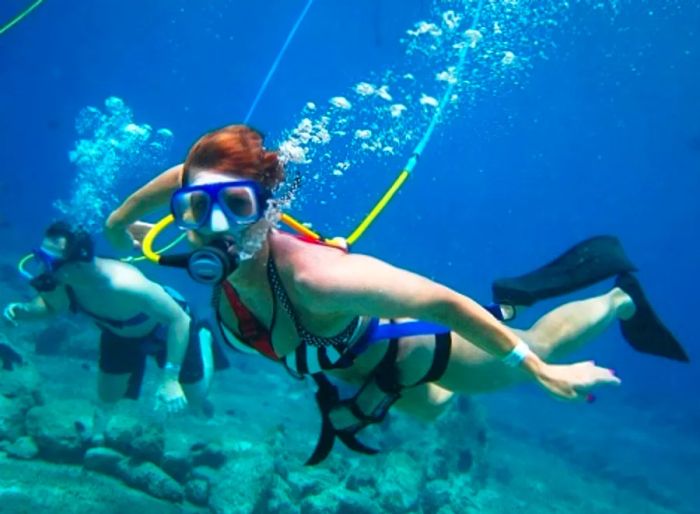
[142,214,175,263]
[346,170,409,246]
[124,232,187,263]
[137,167,407,260]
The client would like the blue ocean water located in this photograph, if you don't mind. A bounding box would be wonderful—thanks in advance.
[1,0,699,511]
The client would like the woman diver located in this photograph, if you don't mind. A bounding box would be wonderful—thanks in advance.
[104,125,688,464]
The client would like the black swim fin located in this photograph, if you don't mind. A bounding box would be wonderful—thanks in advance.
[0,342,23,371]
[616,273,689,362]
[492,235,638,307]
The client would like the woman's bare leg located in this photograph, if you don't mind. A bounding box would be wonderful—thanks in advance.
[393,383,455,421]
[436,287,633,394]
[349,289,630,421]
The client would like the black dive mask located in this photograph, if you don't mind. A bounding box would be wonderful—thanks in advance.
[159,238,240,285]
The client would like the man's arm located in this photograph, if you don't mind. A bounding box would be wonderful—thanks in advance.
[120,275,191,412]
[129,279,191,371]
[3,289,69,325]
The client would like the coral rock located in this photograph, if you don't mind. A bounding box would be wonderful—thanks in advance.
[184,478,210,506]
[84,447,125,476]
[6,436,38,460]
[161,449,193,483]
[117,458,184,502]
[25,400,93,463]
[0,362,43,443]
[190,441,227,469]
[208,446,273,514]
[105,415,164,463]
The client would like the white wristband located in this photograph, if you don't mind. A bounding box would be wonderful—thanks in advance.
[502,340,532,368]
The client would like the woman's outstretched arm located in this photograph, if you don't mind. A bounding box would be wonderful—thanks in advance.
[104,164,183,250]
[295,252,620,401]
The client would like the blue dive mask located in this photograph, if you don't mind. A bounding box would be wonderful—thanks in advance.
[32,247,67,274]
[170,180,272,231]
[20,247,66,292]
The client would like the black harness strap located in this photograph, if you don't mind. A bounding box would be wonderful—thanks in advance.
[414,332,452,385]
[305,331,454,465]
[305,373,379,466]
[373,337,401,394]
[305,337,401,466]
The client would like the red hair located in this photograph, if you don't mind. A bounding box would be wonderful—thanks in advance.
[183,125,284,189]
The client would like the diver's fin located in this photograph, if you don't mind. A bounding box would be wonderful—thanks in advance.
[616,273,689,362]
[492,235,638,307]
[0,342,23,371]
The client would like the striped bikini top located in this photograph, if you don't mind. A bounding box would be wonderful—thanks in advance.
[217,254,367,374]
[266,257,362,351]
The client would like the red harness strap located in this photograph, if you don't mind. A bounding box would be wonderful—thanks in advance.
[219,233,345,362]
[221,280,279,362]
[293,234,349,253]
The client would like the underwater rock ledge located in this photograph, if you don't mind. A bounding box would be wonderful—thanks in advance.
[0,339,491,513]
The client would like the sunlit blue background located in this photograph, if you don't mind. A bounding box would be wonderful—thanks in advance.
[1,0,698,428]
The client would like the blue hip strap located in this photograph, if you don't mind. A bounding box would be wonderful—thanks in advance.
[366,320,450,344]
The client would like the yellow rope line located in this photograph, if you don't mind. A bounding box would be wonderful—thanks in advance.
[0,0,45,36]
[346,170,409,245]
[140,158,412,256]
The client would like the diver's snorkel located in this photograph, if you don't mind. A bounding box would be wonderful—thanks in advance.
[18,254,35,281]
[142,215,240,285]
[18,258,60,292]
[19,248,93,293]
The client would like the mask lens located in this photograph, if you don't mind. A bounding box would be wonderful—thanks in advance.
[172,190,212,229]
[32,248,64,275]
[219,186,259,223]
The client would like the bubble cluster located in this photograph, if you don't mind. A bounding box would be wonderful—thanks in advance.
[54,96,174,231]
[275,0,630,215]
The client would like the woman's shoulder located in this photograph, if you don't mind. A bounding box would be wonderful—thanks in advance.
[271,231,348,273]
[270,232,360,302]
[271,230,347,258]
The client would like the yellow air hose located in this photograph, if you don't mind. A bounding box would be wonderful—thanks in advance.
[140,0,486,259]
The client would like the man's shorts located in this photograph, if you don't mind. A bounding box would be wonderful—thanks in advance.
[98,291,229,399]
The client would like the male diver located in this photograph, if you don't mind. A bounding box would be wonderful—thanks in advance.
[3,221,227,440]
